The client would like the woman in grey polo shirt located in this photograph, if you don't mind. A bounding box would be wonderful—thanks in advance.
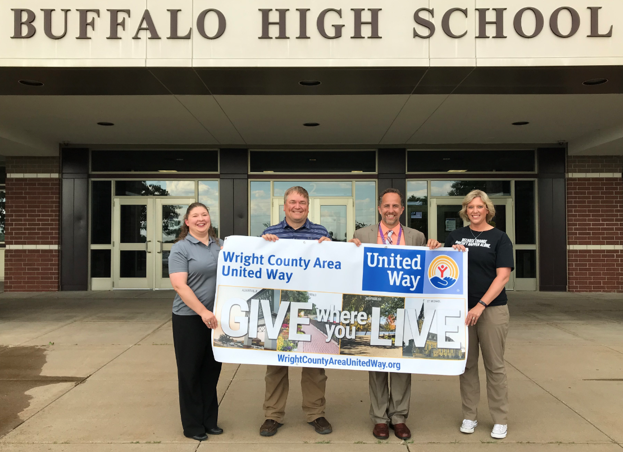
[169,202,223,442]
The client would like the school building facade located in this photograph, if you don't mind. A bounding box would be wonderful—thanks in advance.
[0,0,621,292]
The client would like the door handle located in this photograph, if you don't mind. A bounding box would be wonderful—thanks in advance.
[146,240,152,253]
[157,240,163,254]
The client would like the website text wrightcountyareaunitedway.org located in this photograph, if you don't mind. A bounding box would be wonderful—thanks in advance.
[276,354,402,371]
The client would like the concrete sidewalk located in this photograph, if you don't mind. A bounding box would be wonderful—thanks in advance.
[0,291,622,452]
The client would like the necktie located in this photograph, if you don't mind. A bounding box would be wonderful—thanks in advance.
[387,230,393,245]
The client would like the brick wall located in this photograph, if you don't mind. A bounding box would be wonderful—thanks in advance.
[568,156,623,173]
[568,251,623,292]
[4,250,59,292]
[4,157,60,292]
[567,155,623,293]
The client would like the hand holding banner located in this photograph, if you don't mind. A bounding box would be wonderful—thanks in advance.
[212,236,468,375]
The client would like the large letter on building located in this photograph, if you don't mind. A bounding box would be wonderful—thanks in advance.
[12,9,36,39]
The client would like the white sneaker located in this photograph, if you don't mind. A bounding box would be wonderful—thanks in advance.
[460,419,478,434]
[491,424,507,439]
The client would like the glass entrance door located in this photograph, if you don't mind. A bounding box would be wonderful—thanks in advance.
[270,197,354,241]
[311,198,354,242]
[113,198,194,289]
[430,198,515,290]
[114,198,152,289]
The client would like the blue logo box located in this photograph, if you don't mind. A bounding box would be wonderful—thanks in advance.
[362,247,426,294]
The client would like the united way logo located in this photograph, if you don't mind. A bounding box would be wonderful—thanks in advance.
[428,255,459,290]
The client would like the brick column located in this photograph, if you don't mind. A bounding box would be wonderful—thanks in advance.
[5,157,61,292]
[567,156,623,293]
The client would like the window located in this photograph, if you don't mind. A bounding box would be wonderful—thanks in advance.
[406,181,428,238]
[198,181,220,236]
[431,180,511,197]
[250,150,376,173]
[250,182,271,237]
[91,150,218,173]
[249,180,376,235]
[408,150,535,173]
[115,181,195,197]
[91,181,112,245]
[355,181,376,229]
[515,181,536,244]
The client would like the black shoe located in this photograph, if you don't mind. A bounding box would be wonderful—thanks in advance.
[184,433,208,441]
[206,426,223,435]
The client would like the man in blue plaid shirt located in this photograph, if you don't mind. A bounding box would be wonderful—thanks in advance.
[259,186,332,437]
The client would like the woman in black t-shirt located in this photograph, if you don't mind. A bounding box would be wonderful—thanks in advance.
[444,190,514,440]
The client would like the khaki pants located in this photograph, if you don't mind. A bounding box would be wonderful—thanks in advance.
[263,365,327,423]
[460,305,510,425]
[369,371,411,425]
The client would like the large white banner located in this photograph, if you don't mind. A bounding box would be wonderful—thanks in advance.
[213,236,468,375]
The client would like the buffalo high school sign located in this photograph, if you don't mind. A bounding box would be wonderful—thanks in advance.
[1,0,622,67]
[12,6,612,40]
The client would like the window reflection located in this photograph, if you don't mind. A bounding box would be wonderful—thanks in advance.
[250,182,271,236]
[431,181,511,197]
[274,182,352,197]
[407,181,428,238]
[120,205,147,243]
[355,182,376,230]
[437,205,464,244]
[321,205,348,242]
[162,204,188,243]
[250,180,377,236]
[115,181,195,197]
[199,181,220,237]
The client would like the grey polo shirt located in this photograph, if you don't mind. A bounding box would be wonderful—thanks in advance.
[168,233,222,316]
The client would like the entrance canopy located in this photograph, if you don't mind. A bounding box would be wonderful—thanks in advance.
[1,66,623,156]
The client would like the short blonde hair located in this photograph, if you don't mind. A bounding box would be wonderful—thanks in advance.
[283,186,309,204]
[459,190,496,223]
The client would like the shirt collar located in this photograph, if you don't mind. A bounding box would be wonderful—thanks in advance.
[379,222,402,235]
[185,233,213,245]
[281,218,311,230]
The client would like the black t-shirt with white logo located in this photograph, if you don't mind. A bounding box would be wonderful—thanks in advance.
[444,227,514,309]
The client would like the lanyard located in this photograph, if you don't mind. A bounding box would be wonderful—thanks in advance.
[379,223,402,245]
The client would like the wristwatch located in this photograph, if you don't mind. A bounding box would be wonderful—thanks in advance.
[478,300,488,308]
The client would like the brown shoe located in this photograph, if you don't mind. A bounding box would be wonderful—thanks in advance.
[259,419,283,437]
[373,423,389,440]
[390,423,411,439]
[308,417,332,434]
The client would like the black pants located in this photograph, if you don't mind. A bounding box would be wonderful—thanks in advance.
[172,313,222,436]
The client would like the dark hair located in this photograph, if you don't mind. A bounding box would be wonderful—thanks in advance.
[378,188,405,207]
[176,202,219,243]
